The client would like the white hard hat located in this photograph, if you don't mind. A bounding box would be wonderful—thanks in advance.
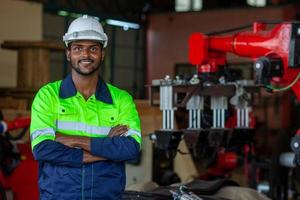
[63,15,108,48]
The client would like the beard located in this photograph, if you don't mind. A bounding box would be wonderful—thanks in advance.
[71,59,101,76]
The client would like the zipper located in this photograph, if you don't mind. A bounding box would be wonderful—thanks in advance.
[91,163,94,200]
[82,165,85,200]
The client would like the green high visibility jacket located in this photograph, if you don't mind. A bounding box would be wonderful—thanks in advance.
[30,74,141,200]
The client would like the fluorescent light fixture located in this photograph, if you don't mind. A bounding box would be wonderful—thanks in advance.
[106,19,140,30]
[175,0,190,12]
[175,0,202,12]
[57,10,82,18]
[193,0,203,11]
[58,10,69,17]
[247,0,266,7]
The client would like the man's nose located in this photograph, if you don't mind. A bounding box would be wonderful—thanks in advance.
[81,48,90,57]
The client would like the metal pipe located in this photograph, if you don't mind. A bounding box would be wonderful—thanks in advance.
[237,109,240,127]
[245,108,249,127]
[221,109,225,128]
[171,110,174,129]
[163,110,166,129]
[167,110,170,129]
[213,109,216,128]
[241,109,245,127]
[189,110,192,128]
[193,109,197,128]
[197,110,201,128]
[218,109,220,128]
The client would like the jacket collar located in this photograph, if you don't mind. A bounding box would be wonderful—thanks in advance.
[59,74,113,104]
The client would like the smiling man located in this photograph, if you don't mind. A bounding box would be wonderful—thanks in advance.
[68,40,104,75]
[30,15,141,200]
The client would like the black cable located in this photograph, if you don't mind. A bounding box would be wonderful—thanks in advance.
[177,149,191,155]
[206,20,284,36]
[4,128,28,141]
[0,183,7,200]
[207,24,253,35]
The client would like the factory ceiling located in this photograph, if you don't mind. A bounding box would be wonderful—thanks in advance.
[22,0,293,23]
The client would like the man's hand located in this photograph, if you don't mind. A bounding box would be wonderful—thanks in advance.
[56,125,128,159]
[56,134,79,148]
[83,151,106,163]
[56,133,89,150]
[108,125,128,137]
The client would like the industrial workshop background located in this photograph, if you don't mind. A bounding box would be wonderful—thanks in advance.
[0,0,300,200]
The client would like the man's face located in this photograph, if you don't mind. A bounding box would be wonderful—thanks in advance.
[66,40,104,76]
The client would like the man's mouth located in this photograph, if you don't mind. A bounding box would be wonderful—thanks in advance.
[79,59,94,64]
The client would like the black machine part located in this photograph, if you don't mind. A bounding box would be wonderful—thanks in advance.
[291,134,300,166]
[122,179,238,200]
[149,130,183,159]
[253,57,283,86]
[288,23,300,68]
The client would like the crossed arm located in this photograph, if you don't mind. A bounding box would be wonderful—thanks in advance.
[55,125,129,163]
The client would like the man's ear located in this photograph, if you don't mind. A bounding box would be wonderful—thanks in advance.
[66,50,70,61]
[101,51,105,62]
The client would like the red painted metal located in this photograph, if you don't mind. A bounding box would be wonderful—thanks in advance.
[217,152,238,170]
[225,110,256,128]
[0,144,39,200]
[188,22,300,100]
[5,117,31,131]
[0,117,39,199]
[200,151,238,179]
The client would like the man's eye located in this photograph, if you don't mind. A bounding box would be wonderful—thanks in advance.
[90,47,99,52]
[72,47,81,51]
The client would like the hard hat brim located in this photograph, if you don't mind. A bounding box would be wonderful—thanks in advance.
[63,30,108,48]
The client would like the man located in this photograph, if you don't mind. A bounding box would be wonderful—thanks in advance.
[30,15,141,200]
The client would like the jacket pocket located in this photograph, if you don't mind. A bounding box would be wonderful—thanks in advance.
[99,109,119,127]
[56,104,78,121]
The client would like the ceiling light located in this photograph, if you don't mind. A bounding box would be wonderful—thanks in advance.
[58,10,69,17]
[247,0,266,7]
[106,19,140,30]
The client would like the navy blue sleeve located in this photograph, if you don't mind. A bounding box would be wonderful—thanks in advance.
[33,140,83,167]
[90,136,140,161]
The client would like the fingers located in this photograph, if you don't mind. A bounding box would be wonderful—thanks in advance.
[55,132,63,138]
[113,125,128,133]
[56,136,71,147]
[108,125,129,137]
[56,136,76,148]
[109,125,128,137]
[83,151,107,163]
[55,137,63,142]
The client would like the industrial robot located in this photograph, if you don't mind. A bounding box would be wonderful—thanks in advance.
[148,21,300,200]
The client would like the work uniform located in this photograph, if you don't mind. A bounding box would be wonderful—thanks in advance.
[30,74,141,200]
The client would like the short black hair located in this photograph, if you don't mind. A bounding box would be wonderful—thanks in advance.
[66,40,104,50]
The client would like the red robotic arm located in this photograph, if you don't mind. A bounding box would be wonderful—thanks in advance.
[189,22,300,100]
[0,117,31,134]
